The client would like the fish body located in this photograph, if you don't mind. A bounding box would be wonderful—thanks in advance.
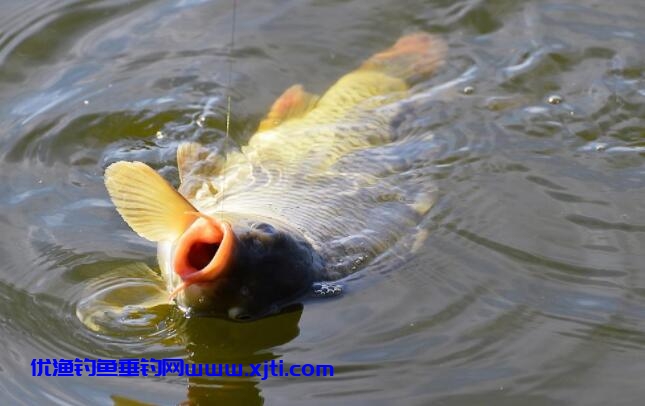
[105,33,446,319]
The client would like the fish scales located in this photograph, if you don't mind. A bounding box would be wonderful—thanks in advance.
[104,33,446,319]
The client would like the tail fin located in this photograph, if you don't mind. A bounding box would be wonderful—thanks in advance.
[360,33,446,84]
[288,33,446,120]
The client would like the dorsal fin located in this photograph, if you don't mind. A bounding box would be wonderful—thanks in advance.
[257,84,319,132]
[105,161,197,242]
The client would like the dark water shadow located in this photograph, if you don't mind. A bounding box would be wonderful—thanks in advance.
[177,305,303,405]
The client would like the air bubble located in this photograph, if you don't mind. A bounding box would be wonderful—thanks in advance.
[547,95,562,105]
[595,143,608,152]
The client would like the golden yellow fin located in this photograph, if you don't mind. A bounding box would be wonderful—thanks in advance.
[257,84,319,132]
[105,161,197,242]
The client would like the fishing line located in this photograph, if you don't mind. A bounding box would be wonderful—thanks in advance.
[220,0,237,218]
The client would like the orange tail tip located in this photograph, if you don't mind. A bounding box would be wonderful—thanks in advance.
[172,213,235,292]
[361,32,447,82]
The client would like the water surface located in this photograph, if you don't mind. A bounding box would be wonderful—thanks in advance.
[1,0,645,404]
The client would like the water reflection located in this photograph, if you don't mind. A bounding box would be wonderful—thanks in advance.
[180,308,302,405]
[74,260,303,405]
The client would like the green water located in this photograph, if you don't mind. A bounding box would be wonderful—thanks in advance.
[1,0,645,404]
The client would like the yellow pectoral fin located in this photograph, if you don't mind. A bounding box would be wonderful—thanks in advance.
[104,161,197,242]
[257,84,319,132]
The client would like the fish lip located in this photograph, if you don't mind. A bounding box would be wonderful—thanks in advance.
[172,214,236,287]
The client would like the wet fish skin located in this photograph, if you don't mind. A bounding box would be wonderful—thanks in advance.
[104,33,446,319]
[161,214,326,319]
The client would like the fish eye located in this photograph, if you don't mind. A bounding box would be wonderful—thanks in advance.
[252,222,276,234]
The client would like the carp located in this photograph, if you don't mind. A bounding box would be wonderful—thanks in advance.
[104,33,446,320]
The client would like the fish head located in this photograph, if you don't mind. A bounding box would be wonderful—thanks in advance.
[105,161,324,321]
[162,214,323,320]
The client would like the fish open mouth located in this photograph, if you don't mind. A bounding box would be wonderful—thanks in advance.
[170,212,235,297]
[186,241,220,270]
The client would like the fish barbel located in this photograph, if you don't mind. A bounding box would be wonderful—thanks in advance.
[104,33,446,320]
